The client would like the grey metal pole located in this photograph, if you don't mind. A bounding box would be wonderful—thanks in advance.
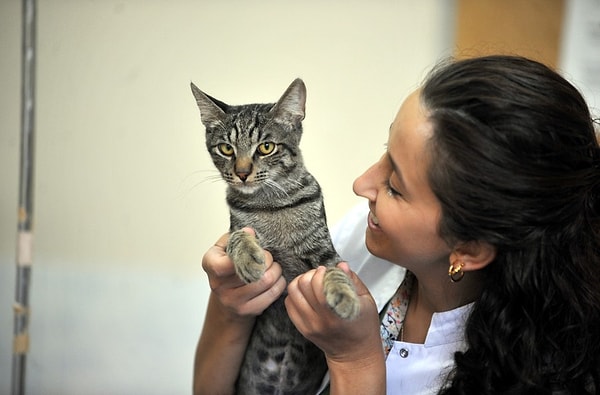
[12,0,36,394]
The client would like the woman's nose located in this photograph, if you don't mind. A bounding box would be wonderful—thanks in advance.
[353,156,384,202]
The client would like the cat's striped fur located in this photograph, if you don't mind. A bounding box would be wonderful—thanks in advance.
[191,79,359,395]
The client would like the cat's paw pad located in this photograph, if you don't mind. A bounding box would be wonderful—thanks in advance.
[323,267,360,320]
[226,229,266,284]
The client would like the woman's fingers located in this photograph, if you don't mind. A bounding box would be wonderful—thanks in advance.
[287,268,318,321]
[202,232,286,317]
[230,251,287,315]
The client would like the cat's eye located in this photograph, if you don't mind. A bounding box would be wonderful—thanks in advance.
[257,142,276,156]
[217,143,234,157]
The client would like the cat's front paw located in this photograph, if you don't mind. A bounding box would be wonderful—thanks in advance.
[226,229,266,284]
[323,267,360,320]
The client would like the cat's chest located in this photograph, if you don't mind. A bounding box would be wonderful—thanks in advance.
[230,206,307,247]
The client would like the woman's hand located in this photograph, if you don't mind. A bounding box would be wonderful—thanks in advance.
[285,263,386,395]
[202,228,287,319]
[194,229,287,395]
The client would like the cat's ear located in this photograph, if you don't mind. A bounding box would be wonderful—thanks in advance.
[190,82,228,129]
[270,78,306,125]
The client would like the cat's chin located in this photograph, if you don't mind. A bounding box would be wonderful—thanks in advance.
[230,183,261,194]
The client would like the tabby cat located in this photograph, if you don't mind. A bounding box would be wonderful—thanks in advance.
[191,78,360,395]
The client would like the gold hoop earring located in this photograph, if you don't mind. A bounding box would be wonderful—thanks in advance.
[448,260,465,283]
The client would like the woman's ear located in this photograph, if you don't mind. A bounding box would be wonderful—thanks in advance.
[450,241,496,272]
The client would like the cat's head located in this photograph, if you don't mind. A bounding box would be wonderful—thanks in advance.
[191,79,307,195]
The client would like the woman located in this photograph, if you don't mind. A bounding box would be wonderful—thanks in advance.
[194,55,600,394]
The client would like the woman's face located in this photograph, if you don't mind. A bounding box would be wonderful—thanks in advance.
[353,90,451,270]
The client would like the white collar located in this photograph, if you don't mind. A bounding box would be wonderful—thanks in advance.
[424,302,473,347]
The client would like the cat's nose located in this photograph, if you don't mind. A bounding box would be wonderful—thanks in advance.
[237,172,250,182]
[235,160,253,183]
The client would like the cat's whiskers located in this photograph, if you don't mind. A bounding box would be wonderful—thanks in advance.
[288,178,305,189]
[199,173,226,185]
[263,179,290,198]
[177,169,224,197]
[182,169,220,181]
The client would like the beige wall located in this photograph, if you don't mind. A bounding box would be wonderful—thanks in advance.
[0,1,455,393]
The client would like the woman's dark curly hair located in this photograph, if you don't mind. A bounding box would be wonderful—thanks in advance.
[421,55,600,394]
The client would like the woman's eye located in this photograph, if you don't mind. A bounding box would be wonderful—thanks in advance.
[218,143,234,156]
[386,179,402,197]
[257,142,276,156]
